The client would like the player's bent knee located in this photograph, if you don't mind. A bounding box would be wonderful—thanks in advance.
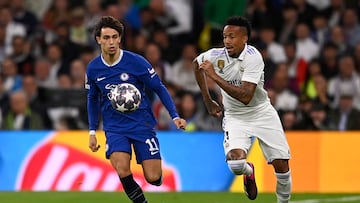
[228,159,247,175]
[147,175,162,186]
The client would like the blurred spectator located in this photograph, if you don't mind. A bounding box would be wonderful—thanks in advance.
[46,42,69,77]
[33,57,56,88]
[290,0,317,28]
[306,0,330,11]
[120,0,142,32]
[10,0,39,36]
[0,25,5,62]
[278,3,298,44]
[0,75,9,117]
[57,73,72,88]
[152,28,180,64]
[341,7,360,48]
[138,6,162,38]
[308,101,336,130]
[328,25,351,55]
[319,42,339,79]
[79,45,97,66]
[312,74,332,109]
[84,0,103,35]
[144,42,172,82]
[47,21,83,64]
[295,22,320,62]
[130,32,148,55]
[293,95,315,129]
[328,55,360,110]
[258,26,287,63]
[69,7,89,45]
[1,90,44,130]
[42,0,71,31]
[148,0,179,34]
[171,43,200,94]
[245,0,281,39]
[353,42,360,73]
[1,58,22,93]
[302,59,323,99]
[328,91,360,130]
[10,35,34,75]
[22,75,52,128]
[279,110,298,131]
[268,63,298,111]
[284,40,307,93]
[169,90,198,131]
[0,6,26,55]
[163,0,193,45]
[259,42,277,85]
[311,12,330,47]
[69,59,86,88]
[323,0,345,27]
[25,0,52,21]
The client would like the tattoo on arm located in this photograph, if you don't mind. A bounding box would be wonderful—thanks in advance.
[211,75,256,105]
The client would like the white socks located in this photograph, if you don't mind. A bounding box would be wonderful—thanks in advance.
[275,170,292,203]
[227,160,253,175]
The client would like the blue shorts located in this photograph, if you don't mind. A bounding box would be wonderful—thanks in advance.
[105,130,161,163]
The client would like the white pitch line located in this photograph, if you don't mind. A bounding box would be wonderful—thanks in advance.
[290,195,360,203]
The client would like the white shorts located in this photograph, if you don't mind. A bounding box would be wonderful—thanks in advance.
[223,106,290,163]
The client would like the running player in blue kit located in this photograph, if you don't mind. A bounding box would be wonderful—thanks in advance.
[85,16,186,203]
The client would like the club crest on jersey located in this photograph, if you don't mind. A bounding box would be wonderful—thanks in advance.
[217,60,225,73]
[120,73,129,81]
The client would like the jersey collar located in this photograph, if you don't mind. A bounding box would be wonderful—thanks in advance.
[237,43,248,61]
[101,49,123,67]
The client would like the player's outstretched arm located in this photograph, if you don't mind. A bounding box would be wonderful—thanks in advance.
[199,60,256,105]
[193,61,222,117]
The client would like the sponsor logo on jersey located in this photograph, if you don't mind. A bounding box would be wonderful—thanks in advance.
[97,77,106,81]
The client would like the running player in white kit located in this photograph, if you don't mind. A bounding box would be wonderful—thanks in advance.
[193,16,292,203]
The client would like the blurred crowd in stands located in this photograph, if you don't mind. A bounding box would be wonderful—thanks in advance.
[1,0,360,131]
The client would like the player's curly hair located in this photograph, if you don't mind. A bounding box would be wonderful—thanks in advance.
[225,16,251,39]
[93,16,124,40]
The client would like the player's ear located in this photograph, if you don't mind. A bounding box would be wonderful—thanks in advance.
[242,35,248,44]
[96,36,101,44]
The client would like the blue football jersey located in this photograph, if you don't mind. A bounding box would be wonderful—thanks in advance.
[85,50,179,133]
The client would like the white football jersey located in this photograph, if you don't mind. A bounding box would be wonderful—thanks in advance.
[196,44,271,116]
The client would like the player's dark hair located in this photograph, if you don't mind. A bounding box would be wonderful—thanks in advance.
[225,16,251,39]
[93,16,124,40]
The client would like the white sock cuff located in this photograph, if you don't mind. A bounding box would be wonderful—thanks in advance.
[227,159,247,175]
[275,170,291,178]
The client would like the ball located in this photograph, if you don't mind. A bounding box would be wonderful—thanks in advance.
[110,83,141,113]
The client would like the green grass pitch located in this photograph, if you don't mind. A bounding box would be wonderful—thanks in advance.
[1,192,360,203]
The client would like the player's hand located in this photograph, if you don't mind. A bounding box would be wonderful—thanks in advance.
[199,60,216,78]
[206,100,223,118]
[89,134,100,152]
[173,118,187,130]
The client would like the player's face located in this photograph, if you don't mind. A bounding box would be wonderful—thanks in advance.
[223,25,247,58]
[97,27,121,56]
